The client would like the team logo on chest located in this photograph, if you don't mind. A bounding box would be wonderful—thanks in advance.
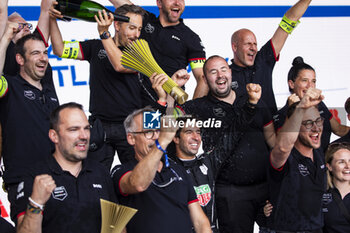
[194,184,212,207]
[145,23,155,34]
[98,49,107,59]
[231,81,238,90]
[213,107,226,117]
[297,164,310,176]
[52,186,68,201]
[24,90,35,100]
[322,192,333,205]
[199,164,208,175]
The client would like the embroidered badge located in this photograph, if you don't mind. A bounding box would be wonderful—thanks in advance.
[24,90,35,100]
[52,186,68,201]
[297,164,310,176]
[98,49,107,59]
[194,185,211,207]
[145,23,155,34]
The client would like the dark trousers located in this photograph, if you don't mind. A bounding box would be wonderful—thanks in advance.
[216,182,268,233]
[88,121,135,170]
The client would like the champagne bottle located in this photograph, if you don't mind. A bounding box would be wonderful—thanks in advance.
[55,0,130,23]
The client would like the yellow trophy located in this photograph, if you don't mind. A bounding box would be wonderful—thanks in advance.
[100,199,138,233]
[121,39,188,105]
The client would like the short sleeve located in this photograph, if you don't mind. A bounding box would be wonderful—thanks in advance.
[110,163,134,197]
[10,174,35,223]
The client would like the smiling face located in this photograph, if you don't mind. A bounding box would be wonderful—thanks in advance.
[327,148,350,183]
[297,107,323,150]
[115,13,143,47]
[174,125,201,159]
[50,108,90,163]
[232,29,257,67]
[204,56,232,99]
[288,69,316,98]
[18,39,48,82]
[157,0,185,26]
[127,114,160,160]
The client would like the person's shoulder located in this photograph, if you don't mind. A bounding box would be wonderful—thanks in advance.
[80,39,101,48]
[184,95,209,105]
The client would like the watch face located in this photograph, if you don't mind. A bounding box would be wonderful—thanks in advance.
[100,31,110,39]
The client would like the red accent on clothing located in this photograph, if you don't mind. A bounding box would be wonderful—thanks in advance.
[188,199,199,205]
[119,171,132,197]
[270,152,285,171]
[36,27,48,47]
[269,40,280,62]
[264,120,273,127]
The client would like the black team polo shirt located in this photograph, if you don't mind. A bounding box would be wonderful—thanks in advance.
[0,74,59,185]
[11,155,117,233]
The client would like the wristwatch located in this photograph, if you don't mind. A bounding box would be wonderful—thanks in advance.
[100,31,111,40]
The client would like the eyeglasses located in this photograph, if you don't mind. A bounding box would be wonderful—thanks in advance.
[152,168,183,188]
[131,129,160,139]
[301,117,324,129]
[18,23,33,30]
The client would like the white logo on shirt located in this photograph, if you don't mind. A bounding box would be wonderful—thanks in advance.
[17,181,24,193]
[297,164,310,176]
[199,164,208,175]
[93,184,102,189]
[52,186,68,201]
[172,35,180,41]
[24,90,35,100]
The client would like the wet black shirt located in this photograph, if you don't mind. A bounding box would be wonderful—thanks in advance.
[269,148,326,231]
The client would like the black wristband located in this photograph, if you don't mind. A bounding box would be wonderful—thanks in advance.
[99,31,111,40]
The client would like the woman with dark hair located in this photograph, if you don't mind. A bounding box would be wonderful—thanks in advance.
[323,142,350,233]
[273,56,349,151]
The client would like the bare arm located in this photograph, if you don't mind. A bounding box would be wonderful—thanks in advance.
[108,0,133,9]
[271,88,323,168]
[37,0,54,44]
[17,175,56,233]
[192,68,208,99]
[119,119,177,194]
[264,122,276,149]
[271,0,312,57]
[95,10,134,72]
[188,202,211,233]
[0,22,19,75]
[330,117,350,137]
[0,0,8,38]
[49,2,83,59]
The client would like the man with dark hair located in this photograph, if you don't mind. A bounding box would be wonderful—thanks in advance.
[230,0,312,115]
[269,88,326,232]
[332,97,350,143]
[172,117,248,233]
[0,26,59,208]
[12,102,116,233]
[111,107,211,233]
[1,0,53,78]
[50,3,174,168]
[0,0,56,178]
[109,0,207,99]
[181,55,274,233]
